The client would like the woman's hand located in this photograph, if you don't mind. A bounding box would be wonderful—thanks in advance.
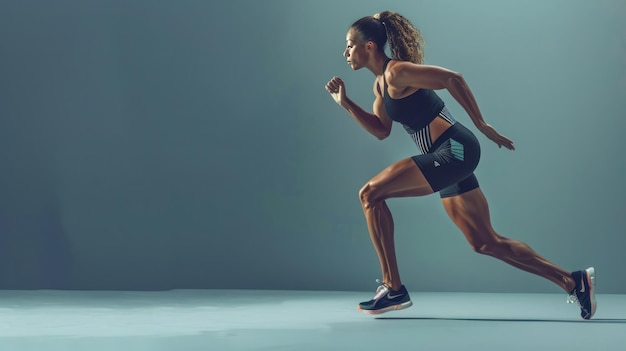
[479,123,515,150]
[325,76,347,106]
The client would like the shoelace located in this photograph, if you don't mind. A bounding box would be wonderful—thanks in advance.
[566,294,580,306]
[373,279,390,300]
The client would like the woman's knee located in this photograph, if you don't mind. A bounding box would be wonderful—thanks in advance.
[471,241,490,254]
[359,182,381,209]
[469,236,502,255]
[474,237,516,258]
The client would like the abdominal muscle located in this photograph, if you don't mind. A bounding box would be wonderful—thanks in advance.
[428,114,454,145]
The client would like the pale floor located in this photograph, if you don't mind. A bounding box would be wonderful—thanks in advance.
[1,289,625,351]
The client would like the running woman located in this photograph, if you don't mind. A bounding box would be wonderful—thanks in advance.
[325,11,596,319]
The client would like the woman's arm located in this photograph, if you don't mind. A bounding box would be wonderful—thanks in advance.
[326,76,393,140]
[389,62,515,150]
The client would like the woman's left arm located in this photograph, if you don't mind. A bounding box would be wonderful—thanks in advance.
[390,62,515,150]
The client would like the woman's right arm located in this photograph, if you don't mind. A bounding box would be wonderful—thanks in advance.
[325,76,392,140]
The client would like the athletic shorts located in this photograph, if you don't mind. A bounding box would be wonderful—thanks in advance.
[410,122,481,198]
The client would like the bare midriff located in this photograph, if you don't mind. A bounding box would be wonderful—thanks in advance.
[428,114,454,145]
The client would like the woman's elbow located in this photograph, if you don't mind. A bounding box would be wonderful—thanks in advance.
[376,129,391,140]
[448,71,465,85]
[441,71,465,92]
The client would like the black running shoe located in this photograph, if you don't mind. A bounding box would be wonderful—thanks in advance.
[567,267,597,320]
[358,280,413,315]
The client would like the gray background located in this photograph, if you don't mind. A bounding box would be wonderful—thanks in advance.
[0,0,624,293]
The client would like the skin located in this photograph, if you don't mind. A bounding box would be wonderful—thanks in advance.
[325,28,576,293]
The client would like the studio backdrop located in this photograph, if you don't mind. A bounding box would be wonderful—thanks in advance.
[1,0,624,293]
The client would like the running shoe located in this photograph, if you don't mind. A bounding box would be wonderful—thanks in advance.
[567,267,596,320]
[358,279,413,315]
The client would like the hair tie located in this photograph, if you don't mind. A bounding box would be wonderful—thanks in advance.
[373,13,385,26]
[376,13,385,23]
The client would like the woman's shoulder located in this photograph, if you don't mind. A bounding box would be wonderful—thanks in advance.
[385,60,420,85]
[387,59,421,73]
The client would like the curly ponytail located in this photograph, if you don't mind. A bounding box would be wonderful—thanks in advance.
[378,11,425,64]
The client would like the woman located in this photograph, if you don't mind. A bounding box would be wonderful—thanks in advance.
[325,11,596,319]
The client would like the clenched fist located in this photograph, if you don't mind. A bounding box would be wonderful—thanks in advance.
[325,76,347,105]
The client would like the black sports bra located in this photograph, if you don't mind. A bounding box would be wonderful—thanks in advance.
[382,58,445,131]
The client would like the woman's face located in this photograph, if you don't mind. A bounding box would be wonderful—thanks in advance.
[344,29,367,70]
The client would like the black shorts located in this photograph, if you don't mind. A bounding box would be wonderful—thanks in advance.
[411,122,481,198]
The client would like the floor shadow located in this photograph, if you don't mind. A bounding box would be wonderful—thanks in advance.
[376,317,626,324]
